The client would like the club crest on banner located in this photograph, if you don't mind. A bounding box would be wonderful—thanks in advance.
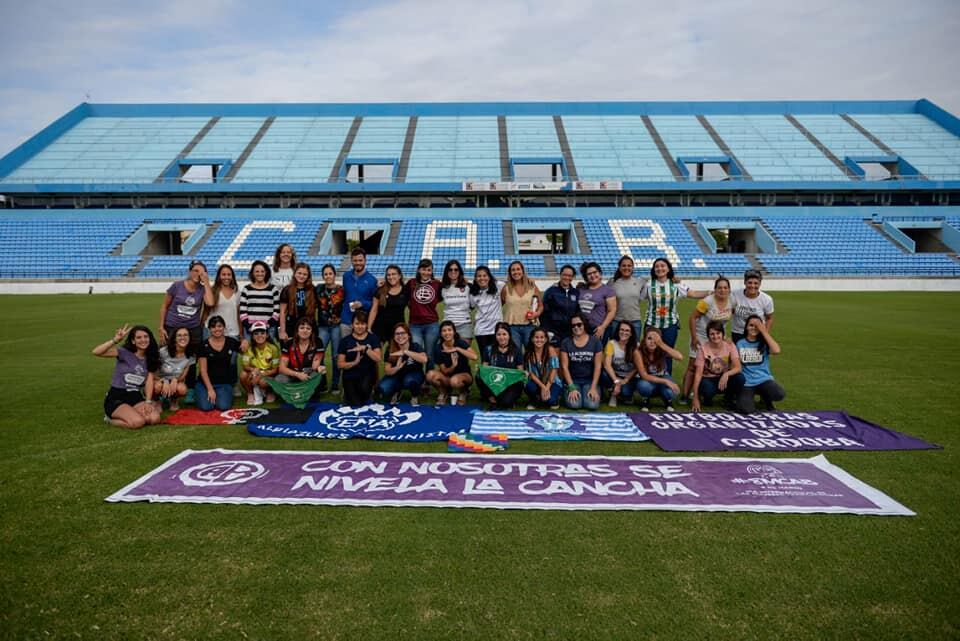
[525,414,585,433]
[179,460,268,487]
[315,404,423,433]
[220,408,270,424]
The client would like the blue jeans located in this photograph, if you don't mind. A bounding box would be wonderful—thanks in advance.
[646,323,679,375]
[316,324,342,387]
[525,378,562,407]
[195,382,234,411]
[564,379,601,410]
[376,370,425,400]
[409,323,439,368]
[509,324,534,354]
[698,373,745,407]
[599,371,638,402]
[636,380,675,404]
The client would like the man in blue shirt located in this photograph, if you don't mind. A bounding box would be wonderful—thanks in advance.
[340,247,378,338]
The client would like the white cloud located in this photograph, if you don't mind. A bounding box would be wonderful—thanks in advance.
[1,0,959,155]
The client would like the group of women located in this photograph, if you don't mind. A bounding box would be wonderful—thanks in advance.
[96,243,785,428]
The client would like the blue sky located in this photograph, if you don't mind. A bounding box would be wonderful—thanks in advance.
[1,0,958,156]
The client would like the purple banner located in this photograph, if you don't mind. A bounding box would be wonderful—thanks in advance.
[106,449,913,516]
[631,411,939,452]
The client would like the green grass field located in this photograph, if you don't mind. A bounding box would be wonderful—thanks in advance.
[1,292,958,641]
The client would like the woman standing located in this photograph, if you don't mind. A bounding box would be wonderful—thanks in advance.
[316,264,345,393]
[240,322,281,406]
[195,315,243,411]
[406,258,442,369]
[540,264,580,346]
[93,324,161,429]
[601,320,640,408]
[208,264,242,340]
[730,269,775,344]
[609,255,646,340]
[155,326,195,411]
[426,320,478,406]
[735,315,785,414]
[159,260,214,348]
[523,327,562,409]
[681,275,735,402]
[691,320,744,412]
[477,322,525,409]
[643,257,708,374]
[278,263,318,344]
[501,260,542,352]
[577,262,617,342]
[271,243,297,290]
[440,260,473,343]
[337,310,382,406]
[376,322,427,405]
[636,327,683,412]
[469,265,503,359]
[239,260,280,338]
[559,312,603,410]
[369,265,408,348]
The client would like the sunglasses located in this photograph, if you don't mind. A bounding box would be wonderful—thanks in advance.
[571,322,584,328]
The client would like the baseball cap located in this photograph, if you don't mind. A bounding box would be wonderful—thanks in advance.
[250,321,269,333]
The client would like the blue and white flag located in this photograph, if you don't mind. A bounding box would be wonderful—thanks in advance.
[470,411,648,441]
[248,402,473,442]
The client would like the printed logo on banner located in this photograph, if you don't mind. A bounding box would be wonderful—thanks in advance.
[179,460,268,487]
[220,408,270,424]
[732,464,817,487]
[316,404,423,433]
[525,414,585,433]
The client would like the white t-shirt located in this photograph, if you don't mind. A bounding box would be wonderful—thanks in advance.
[270,267,293,291]
[470,282,505,336]
[211,289,241,338]
[441,285,472,326]
[730,289,774,335]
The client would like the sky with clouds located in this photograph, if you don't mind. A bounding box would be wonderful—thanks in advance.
[0,0,958,156]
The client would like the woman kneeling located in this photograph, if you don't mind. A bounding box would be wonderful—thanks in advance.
[94,324,162,429]
[636,327,683,412]
[691,320,744,412]
[478,322,525,409]
[735,315,785,414]
[426,320,477,406]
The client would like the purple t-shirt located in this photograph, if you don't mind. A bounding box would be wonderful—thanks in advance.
[164,280,205,328]
[110,347,148,391]
[578,284,615,330]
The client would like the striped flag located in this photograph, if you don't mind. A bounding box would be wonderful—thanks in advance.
[470,411,648,441]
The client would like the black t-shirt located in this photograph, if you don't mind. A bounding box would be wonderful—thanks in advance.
[199,336,241,385]
[483,344,523,369]
[338,332,381,380]
[385,342,425,377]
[433,338,472,375]
[373,289,409,340]
[280,285,311,330]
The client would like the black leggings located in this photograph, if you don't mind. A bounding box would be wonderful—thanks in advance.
[477,380,523,409]
[736,379,785,414]
[342,373,376,406]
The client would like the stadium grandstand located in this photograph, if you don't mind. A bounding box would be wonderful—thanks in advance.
[1,99,958,284]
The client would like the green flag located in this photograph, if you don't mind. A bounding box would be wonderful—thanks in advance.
[477,365,527,396]
[266,374,324,409]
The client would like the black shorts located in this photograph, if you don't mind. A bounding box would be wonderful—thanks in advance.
[104,387,143,417]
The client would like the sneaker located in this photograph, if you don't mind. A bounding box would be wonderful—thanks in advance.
[410,396,419,407]
[331,387,341,397]
[678,395,689,406]
[265,391,276,403]
[103,415,111,424]
[665,403,675,412]
[247,393,257,406]
[640,406,649,413]
[526,405,535,410]
[390,393,400,404]
[639,399,650,413]
[252,387,264,406]
[550,404,560,410]
[608,396,618,408]
[169,400,180,412]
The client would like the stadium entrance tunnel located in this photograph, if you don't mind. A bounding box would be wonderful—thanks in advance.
[121,223,207,256]
[694,220,780,254]
[881,220,960,254]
